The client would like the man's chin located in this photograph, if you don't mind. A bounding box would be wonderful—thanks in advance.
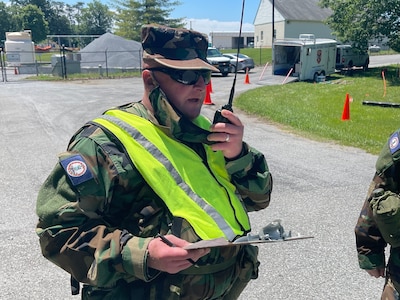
[183,109,202,120]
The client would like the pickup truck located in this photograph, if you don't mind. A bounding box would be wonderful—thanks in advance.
[206,47,230,76]
[336,45,369,71]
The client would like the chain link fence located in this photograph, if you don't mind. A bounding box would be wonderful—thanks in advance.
[0,46,143,82]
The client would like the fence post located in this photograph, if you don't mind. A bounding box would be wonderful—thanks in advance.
[60,45,67,79]
[35,60,39,76]
[105,50,108,77]
[0,47,4,82]
[0,47,7,82]
[63,45,67,79]
[139,49,143,71]
[98,64,103,76]
[59,46,64,78]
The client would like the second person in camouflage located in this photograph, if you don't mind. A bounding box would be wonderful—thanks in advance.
[355,129,400,300]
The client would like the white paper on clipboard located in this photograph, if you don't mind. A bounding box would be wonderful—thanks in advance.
[183,235,314,250]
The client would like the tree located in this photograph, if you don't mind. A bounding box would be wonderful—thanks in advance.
[79,0,114,35]
[20,4,48,42]
[0,2,13,42]
[70,1,85,30]
[320,0,400,51]
[113,0,184,41]
[11,0,72,43]
[63,2,83,46]
[47,1,73,36]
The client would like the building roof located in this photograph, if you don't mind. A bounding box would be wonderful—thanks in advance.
[274,0,332,21]
[79,33,142,68]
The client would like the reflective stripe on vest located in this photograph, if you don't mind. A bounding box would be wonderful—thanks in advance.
[92,110,250,241]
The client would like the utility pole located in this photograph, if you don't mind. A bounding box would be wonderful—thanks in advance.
[271,0,276,73]
[272,0,275,46]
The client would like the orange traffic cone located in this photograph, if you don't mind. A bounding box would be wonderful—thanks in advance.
[14,66,18,75]
[244,68,250,84]
[341,93,350,121]
[203,83,214,105]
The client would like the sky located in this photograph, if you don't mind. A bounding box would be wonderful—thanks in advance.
[169,0,259,34]
[60,0,259,35]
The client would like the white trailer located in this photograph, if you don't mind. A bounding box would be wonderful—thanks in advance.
[4,31,35,66]
[273,34,337,81]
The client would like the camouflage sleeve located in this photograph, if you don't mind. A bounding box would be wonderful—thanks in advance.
[354,176,387,270]
[36,125,158,287]
[355,129,400,270]
[225,142,272,212]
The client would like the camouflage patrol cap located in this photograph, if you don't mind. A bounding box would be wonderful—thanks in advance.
[141,24,218,71]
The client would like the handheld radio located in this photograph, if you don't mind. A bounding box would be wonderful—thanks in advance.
[212,0,246,124]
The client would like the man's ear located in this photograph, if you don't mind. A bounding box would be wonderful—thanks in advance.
[143,69,158,91]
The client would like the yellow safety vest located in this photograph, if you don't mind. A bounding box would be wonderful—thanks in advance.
[92,109,250,241]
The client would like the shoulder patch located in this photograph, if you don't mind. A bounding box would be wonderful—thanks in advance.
[389,132,400,154]
[60,154,94,186]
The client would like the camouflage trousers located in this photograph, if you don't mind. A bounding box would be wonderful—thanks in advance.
[81,245,259,300]
[382,278,400,300]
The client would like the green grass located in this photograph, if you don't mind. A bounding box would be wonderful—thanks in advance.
[26,70,142,81]
[235,66,400,155]
[220,48,272,66]
[35,51,55,62]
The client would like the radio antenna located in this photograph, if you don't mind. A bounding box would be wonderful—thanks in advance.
[227,0,245,107]
[212,0,245,124]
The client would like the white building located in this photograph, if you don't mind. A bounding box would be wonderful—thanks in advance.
[210,31,254,49]
[254,0,334,47]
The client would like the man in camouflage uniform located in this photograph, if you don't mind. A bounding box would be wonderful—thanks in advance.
[36,24,273,299]
[355,129,400,299]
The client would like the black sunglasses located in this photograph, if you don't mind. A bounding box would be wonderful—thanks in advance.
[148,68,212,85]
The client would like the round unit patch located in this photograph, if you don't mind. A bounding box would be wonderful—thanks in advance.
[390,136,399,151]
[67,160,87,177]
[60,154,94,186]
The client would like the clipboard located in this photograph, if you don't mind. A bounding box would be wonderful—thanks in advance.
[183,234,314,250]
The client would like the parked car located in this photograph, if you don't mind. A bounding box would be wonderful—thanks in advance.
[206,47,230,76]
[369,45,381,53]
[223,53,255,73]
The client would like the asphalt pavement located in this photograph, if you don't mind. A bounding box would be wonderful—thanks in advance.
[0,61,392,299]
